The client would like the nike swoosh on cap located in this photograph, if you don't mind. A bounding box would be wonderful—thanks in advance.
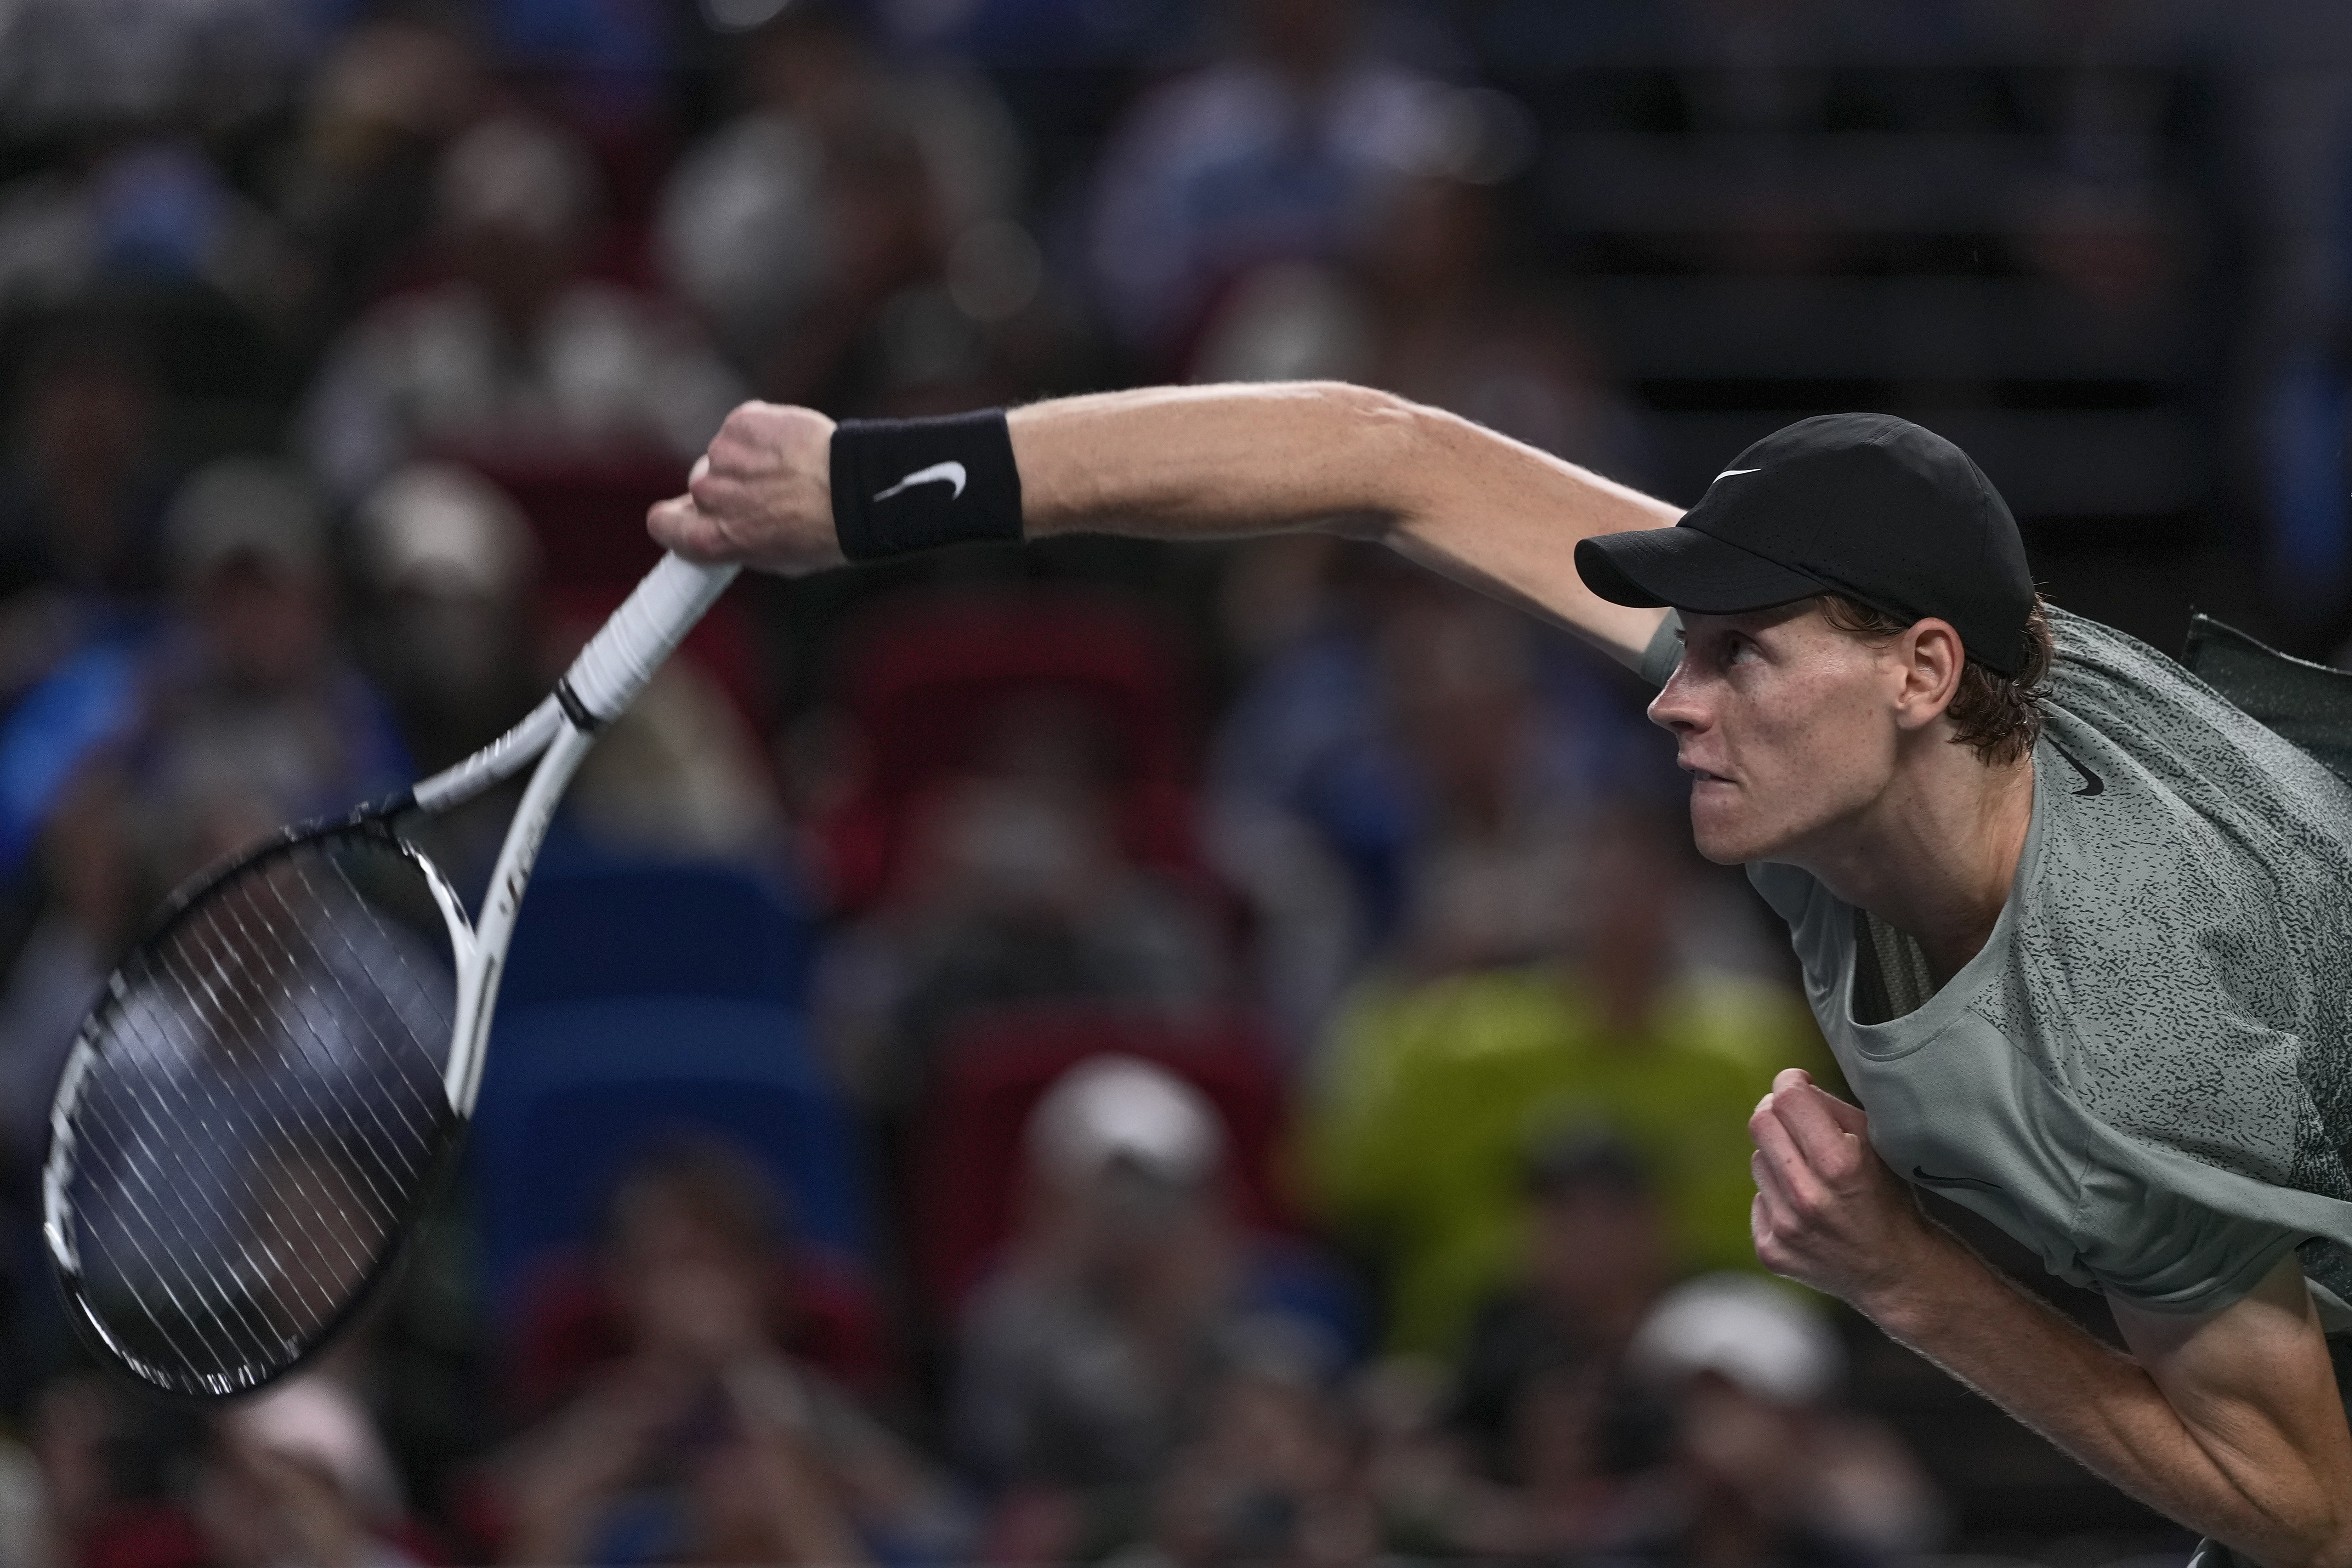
[873,460,968,503]
[1714,467,1762,479]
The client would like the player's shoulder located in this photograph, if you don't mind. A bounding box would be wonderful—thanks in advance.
[2038,604,2352,822]
[2041,603,2200,700]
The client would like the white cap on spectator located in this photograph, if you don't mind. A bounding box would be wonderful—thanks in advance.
[1627,1272,1844,1406]
[354,461,539,597]
[436,111,601,240]
[1025,1054,1225,1187]
[165,459,326,582]
[220,1374,406,1523]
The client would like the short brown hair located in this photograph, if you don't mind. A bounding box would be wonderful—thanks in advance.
[1815,594,2052,767]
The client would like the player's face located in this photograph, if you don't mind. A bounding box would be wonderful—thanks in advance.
[1646,604,1908,866]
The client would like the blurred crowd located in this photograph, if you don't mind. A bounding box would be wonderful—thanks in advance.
[2,0,2348,1562]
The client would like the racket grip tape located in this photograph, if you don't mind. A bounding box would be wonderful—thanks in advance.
[563,555,740,723]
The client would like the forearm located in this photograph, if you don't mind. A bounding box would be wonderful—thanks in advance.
[1865,1230,2349,1565]
[1008,381,1676,662]
[658,383,1678,661]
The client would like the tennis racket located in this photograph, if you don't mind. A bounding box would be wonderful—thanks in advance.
[41,551,738,1401]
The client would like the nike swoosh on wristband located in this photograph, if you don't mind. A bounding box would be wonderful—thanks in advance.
[1912,1165,2004,1195]
[2048,740,2104,797]
[873,461,967,503]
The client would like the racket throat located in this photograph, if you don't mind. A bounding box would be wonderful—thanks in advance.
[441,719,598,1116]
[553,678,606,733]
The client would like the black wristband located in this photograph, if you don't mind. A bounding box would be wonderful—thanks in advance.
[831,410,1024,562]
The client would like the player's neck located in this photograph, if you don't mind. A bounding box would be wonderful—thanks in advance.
[1801,744,2037,988]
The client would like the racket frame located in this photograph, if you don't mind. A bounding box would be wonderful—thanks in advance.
[40,552,738,1401]
[40,815,473,1399]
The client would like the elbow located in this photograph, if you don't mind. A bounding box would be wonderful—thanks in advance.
[2307,1518,2352,1568]
[2250,1500,2352,1568]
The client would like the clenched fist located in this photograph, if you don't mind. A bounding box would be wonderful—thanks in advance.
[648,402,847,576]
[1748,1067,1938,1310]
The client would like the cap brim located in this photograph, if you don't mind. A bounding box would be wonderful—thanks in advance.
[1574,526,1829,614]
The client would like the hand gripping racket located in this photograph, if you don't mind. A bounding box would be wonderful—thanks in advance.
[42,553,738,1400]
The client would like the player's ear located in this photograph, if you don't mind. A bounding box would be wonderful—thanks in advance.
[1893,617,1965,730]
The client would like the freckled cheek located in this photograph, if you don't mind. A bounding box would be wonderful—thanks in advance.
[1777,687,1890,799]
[1729,685,1858,803]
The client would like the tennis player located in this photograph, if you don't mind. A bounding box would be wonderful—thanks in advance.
[653,386,2352,1566]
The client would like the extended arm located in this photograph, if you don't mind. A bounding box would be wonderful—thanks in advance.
[648,383,1678,669]
[1753,1070,2352,1567]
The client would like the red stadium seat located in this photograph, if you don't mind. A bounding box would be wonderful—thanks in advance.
[818,586,1203,912]
[503,1243,888,1418]
[907,1002,1295,1313]
[429,451,775,730]
[540,580,774,734]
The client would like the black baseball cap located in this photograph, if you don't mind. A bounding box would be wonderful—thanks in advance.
[1573,414,2037,675]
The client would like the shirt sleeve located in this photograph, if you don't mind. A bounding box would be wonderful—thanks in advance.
[1845,1011,2321,1320]
[2072,1150,2310,1316]
[1639,610,1683,691]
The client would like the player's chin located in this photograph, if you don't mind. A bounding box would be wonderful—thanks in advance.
[1686,789,1769,866]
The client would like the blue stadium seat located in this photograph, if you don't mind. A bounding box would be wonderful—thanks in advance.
[467,995,869,1315]
[496,852,815,1009]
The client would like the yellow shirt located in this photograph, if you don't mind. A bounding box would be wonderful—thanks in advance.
[1299,964,1832,1354]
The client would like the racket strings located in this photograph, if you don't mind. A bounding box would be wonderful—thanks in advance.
[221,869,438,1201]
[105,855,446,1368]
[148,887,398,1279]
[54,832,459,1393]
[74,894,377,1372]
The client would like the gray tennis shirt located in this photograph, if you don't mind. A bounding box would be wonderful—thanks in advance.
[1641,605,2352,1320]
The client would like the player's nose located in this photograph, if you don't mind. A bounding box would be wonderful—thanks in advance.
[1647,671,1705,733]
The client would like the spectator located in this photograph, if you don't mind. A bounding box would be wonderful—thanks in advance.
[1102,1324,1381,1568]
[561,648,787,866]
[953,1056,1348,1500]
[0,1424,56,1568]
[0,459,407,1174]
[113,458,409,875]
[1301,800,1824,1354]
[0,0,310,136]
[1373,593,1611,977]
[351,461,544,778]
[1450,1131,1676,1480]
[347,459,548,894]
[1083,0,1461,368]
[1186,103,1623,467]
[0,319,175,684]
[503,1136,890,1421]
[349,458,781,868]
[27,1372,209,1568]
[1606,1274,1944,1564]
[1208,576,1641,1046]
[657,0,1030,408]
[196,1374,436,1568]
[487,1138,960,1565]
[1358,172,1651,486]
[0,139,306,331]
[302,111,743,505]
[1201,539,1407,1044]
[817,697,1226,1112]
[269,15,489,346]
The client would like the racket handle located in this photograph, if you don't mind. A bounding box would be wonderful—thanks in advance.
[562,554,741,724]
